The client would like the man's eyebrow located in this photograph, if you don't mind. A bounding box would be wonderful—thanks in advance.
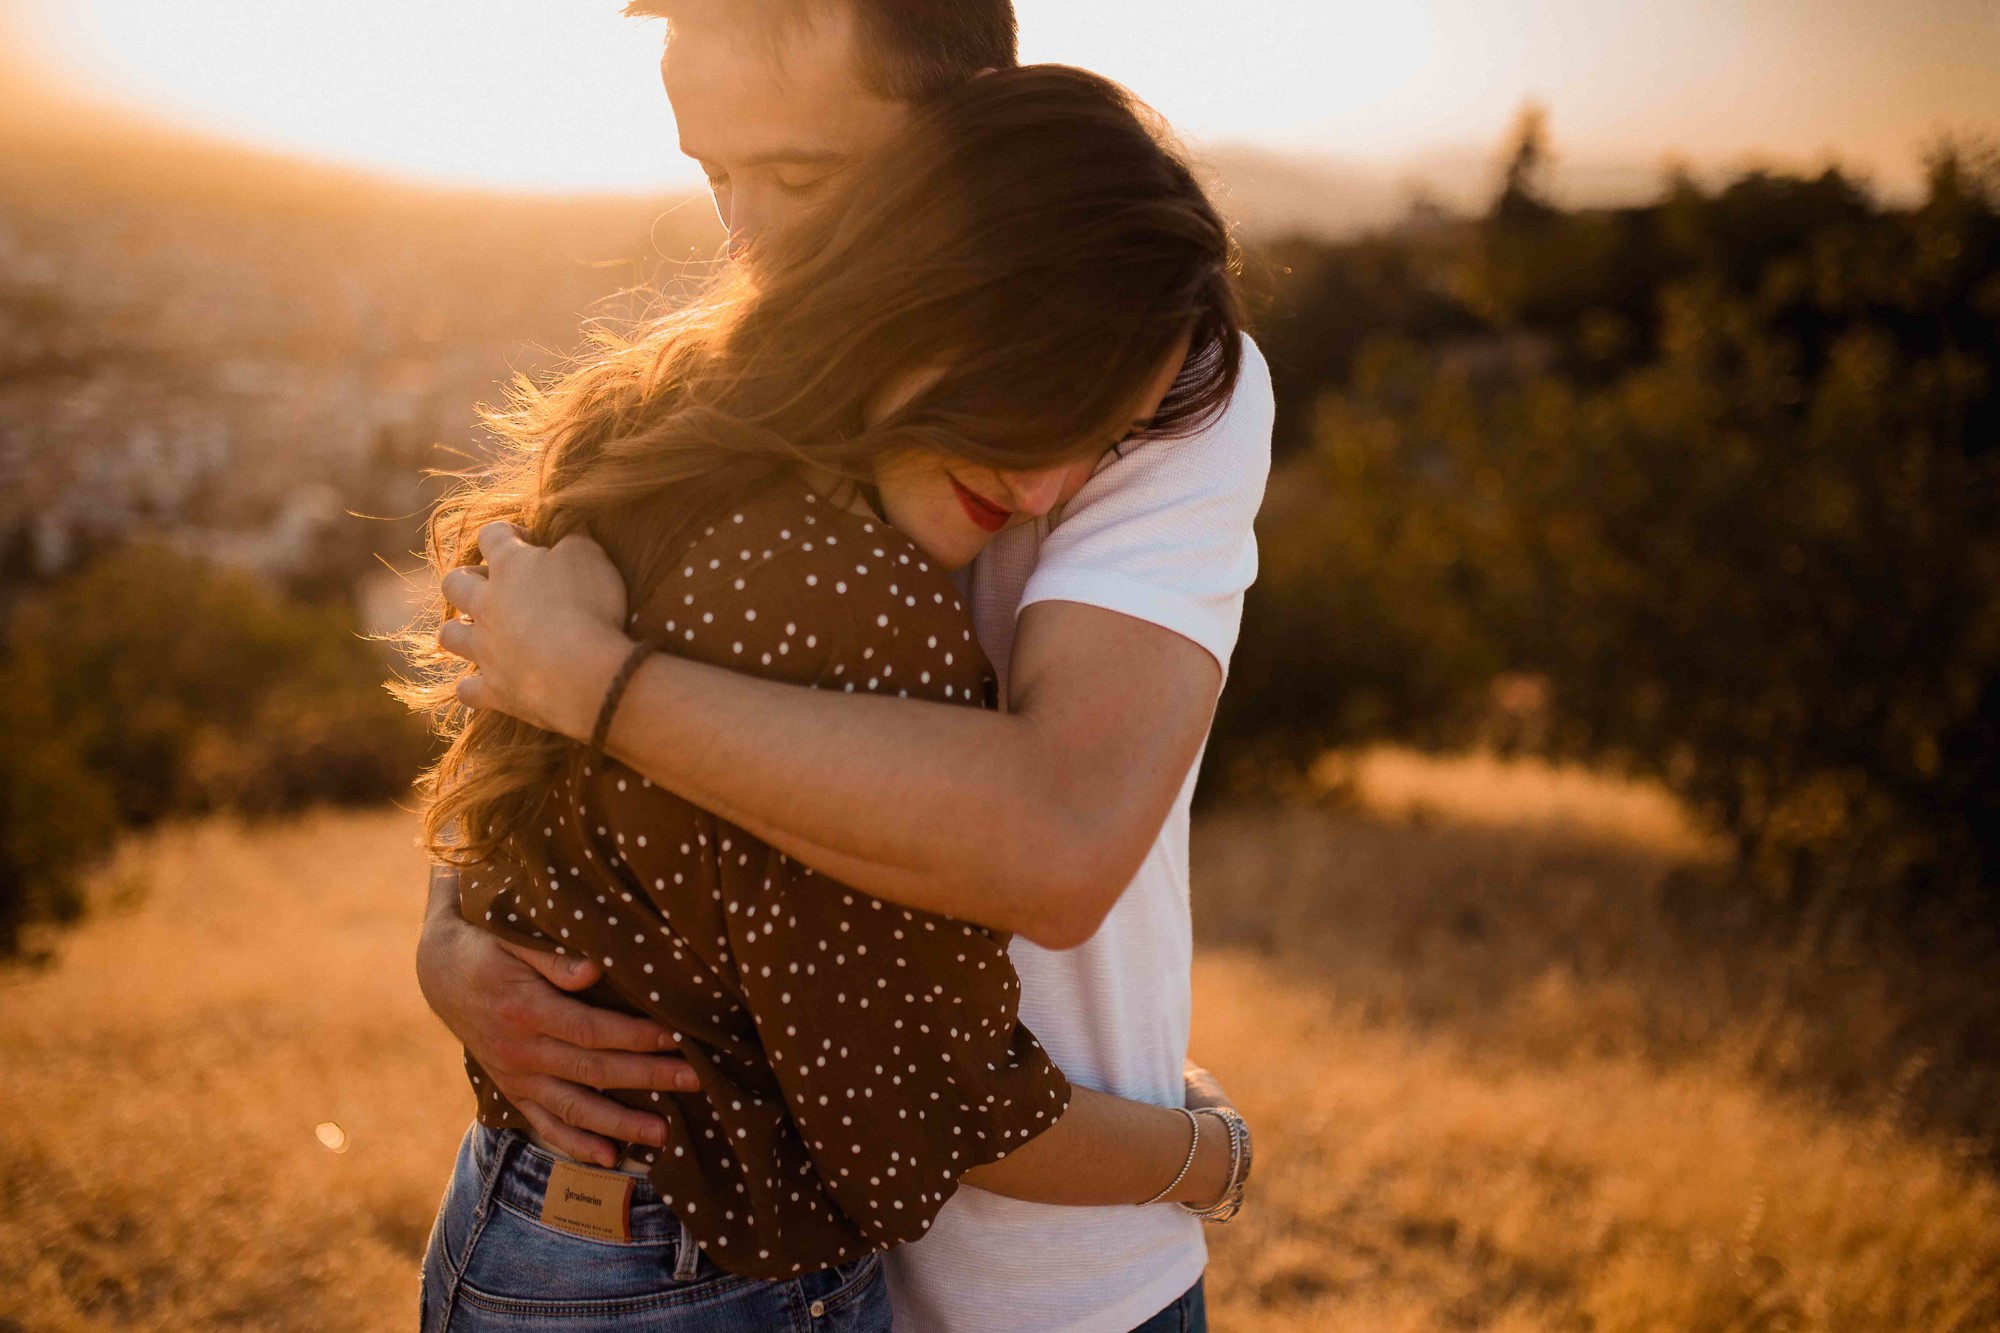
[684,138,848,169]
[742,150,850,169]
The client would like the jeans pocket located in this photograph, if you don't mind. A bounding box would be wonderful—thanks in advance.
[454,1199,765,1318]
[796,1251,891,1333]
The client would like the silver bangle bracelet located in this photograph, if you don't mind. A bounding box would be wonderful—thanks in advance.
[1138,1106,1201,1206]
[1180,1107,1250,1222]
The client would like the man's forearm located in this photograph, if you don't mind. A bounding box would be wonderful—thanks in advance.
[602,651,1096,944]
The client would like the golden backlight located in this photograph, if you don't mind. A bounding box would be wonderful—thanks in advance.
[10,0,2000,196]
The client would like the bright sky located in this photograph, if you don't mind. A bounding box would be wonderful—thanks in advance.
[10,0,2000,195]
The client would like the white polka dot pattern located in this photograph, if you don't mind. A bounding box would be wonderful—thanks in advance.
[457,476,1069,1280]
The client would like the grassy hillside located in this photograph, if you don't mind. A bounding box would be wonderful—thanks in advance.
[2,764,1994,1330]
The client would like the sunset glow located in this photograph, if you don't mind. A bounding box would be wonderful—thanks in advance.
[9,0,2000,194]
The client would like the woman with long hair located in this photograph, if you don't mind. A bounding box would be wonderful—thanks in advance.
[406,66,1249,1330]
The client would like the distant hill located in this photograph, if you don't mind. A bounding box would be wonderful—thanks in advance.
[1196,146,1420,242]
[1196,142,1697,242]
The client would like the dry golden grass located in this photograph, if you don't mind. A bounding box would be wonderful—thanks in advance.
[1195,750,2000,1330]
[1196,952,1999,1330]
[1310,746,1715,860]
[0,812,460,1330]
[2,762,1997,1330]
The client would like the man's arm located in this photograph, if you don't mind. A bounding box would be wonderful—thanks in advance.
[620,599,1218,947]
[448,545,1220,949]
[442,345,1269,947]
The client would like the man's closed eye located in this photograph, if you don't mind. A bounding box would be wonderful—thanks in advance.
[774,166,843,197]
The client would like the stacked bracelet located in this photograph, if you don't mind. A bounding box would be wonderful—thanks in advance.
[1137,1107,1202,1206]
[590,635,663,759]
[1180,1107,1252,1223]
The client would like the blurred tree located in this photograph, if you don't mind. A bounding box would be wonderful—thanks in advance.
[1223,132,2000,920]
[20,543,430,822]
[1494,102,1556,226]
[0,616,118,956]
[0,543,430,954]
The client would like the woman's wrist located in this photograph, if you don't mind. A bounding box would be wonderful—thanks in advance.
[1179,1107,1252,1221]
[1165,1113,1232,1207]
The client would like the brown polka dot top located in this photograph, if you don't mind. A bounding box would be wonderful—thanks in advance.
[457,474,1072,1280]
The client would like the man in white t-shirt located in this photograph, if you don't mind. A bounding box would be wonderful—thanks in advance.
[416,3,1273,1329]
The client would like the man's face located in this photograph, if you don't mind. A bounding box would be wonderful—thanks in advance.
[661,10,913,253]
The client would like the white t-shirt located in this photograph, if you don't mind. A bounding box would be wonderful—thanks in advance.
[884,337,1274,1333]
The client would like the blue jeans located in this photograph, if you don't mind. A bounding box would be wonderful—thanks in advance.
[420,1124,891,1332]
[1128,1279,1207,1333]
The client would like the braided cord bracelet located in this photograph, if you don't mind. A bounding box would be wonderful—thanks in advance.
[590,635,663,759]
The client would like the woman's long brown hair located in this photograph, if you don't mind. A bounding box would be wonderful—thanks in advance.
[403,66,1245,866]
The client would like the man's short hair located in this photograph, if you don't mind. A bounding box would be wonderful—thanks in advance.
[626,0,1018,104]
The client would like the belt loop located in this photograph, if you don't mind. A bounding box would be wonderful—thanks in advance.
[476,1129,519,1219]
[672,1216,701,1281]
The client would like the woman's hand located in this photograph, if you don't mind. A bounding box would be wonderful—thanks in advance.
[1184,1060,1233,1114]
[1180,1060,1248,1212]
[436,522,633,741]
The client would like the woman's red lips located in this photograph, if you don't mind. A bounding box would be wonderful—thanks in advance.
[949,476,1012,533]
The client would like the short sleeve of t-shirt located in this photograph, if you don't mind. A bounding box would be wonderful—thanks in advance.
[1017,335,1274,676]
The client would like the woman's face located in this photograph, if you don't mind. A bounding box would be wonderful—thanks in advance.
[870,343,1190,571]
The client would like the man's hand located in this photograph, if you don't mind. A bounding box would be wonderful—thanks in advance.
[417,874,699,1168]
[437,523,634,741]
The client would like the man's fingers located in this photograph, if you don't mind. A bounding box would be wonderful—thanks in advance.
[550,531,609,559]
[440,565,489,615]
[478,520,531,564]
[455,673,493,710]
[518,1078,671,1153]
[436,616,481,662]
[539,987,687,1057]
[537,1041,700,1095]
[513,1097,624,1168]
[499,940,604,992]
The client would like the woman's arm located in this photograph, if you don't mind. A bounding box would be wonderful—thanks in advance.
[962,1086,1232,1209]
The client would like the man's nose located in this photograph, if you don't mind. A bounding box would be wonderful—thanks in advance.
[1000,468,1070,519]
[723,193,763,259]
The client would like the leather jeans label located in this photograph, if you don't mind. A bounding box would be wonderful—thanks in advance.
[541,1159,636,1243]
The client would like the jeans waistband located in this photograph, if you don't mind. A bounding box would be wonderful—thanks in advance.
[472,1124,684,1245]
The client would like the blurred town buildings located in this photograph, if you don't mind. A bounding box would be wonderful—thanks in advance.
[0,94,718,594]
